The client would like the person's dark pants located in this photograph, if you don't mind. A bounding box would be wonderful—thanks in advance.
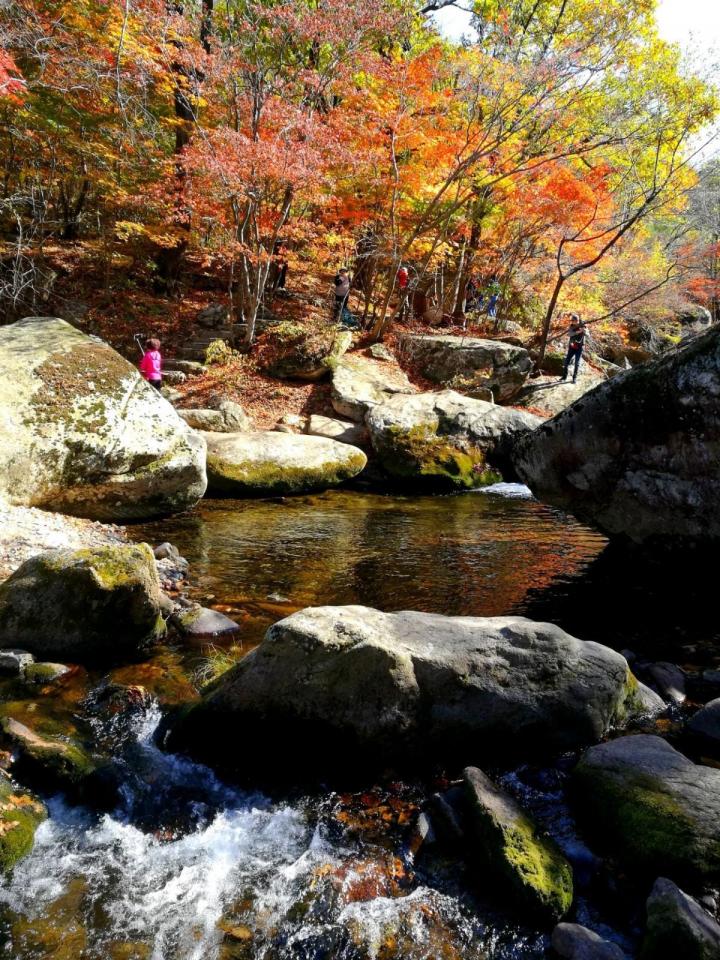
[563,346,582,381]
[334,295,346,320]
[149,379,162,390]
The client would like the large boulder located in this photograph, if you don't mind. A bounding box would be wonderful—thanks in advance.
[640,877,720,960]
[573,735,720,885]
[366,390,542,490]
[265,329,352,381]
[331,354,415,421]
[0,544,165,663]
[0,317,206,521]
[398,334,532,402]
[169,607,648,779]
[203,431,367,496]
[513,327,720,546]
[463,766,573,920]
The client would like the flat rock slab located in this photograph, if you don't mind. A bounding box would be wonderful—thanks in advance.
[203,431,367,496]
[179,400,253,433]
[306,415,368,447]
[398,334,532,402]
[513,327,720,546]
[0,317,206,521]
[513,370,605,417]
[331,354,415,422]
[573,735,720,885]
[169,607,646,779]
[366,389,542,490]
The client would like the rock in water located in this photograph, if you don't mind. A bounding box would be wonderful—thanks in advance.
[203,432,367,496]
[640,877,720,960]
[0,317,206,520]
[398,334,532,402]
[331,354,415,421]
[0,544,166,663]
[551,923,628,959]
[168,607,647,779]
[512,327,720,546]
[573,735,720,884]
[463,766,573,920]
[366,390,542,490]
[172,605,240,638]
[688,698,720,749]
[0,777,46,873]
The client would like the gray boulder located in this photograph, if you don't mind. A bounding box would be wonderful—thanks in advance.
[178,400,253,433]
[398,334,532,402]
[573,735,720,884]
[513,369,605,417]
[552,923,628,960]
[688,698,720,747]
[172,605,240,638]
[463,766,573,920]
[0,544,165,663]
[513,326,720,546]
[169,607,647,778]
[646,662,686,704]
[0,317,207,521]
[640,877,720,960]
[331,354,415,421]
[366,390,542,490]
[203,431,367,496]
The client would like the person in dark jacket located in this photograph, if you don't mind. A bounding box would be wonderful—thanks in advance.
[333,268,351,320]
[561,314,587,383]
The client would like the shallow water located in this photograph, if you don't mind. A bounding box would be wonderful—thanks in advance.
[0,486,659,959]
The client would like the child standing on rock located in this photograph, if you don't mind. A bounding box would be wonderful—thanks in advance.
[139,338,163,390]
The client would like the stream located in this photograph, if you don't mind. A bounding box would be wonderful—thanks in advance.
[0,486,714,959]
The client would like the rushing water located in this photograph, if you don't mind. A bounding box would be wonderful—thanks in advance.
[0,486,670,959]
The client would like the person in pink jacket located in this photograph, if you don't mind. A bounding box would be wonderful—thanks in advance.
[139,338,163,389]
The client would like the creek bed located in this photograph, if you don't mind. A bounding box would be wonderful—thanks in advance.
[0,485,703,959]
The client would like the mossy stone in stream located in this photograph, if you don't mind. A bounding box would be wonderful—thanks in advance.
[463,766,573,921]
[1,717,95,791]
[0,543,166,664]
[0,777,47,873]
[22,662,72,685]
[573,735,720,885]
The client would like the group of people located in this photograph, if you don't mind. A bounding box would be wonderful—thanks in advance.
[464,276,501,320]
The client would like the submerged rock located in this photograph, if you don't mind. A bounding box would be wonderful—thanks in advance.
[366,390,542,490]
[203,431,367,496]
[398,334,532,402]
[0,316,207,521]
[640,876,720,960]
[0,543,165,663]
[169,607,647,779]
[463,766,573,920]
[512,327,720,546]
[171,605,240,638]
[331,354,415,422]
[0,776,46,873]
[551,923,628,959]
[573,735,720,884]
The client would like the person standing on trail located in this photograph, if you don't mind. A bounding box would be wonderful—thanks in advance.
[561,314,587,383]
[333,267,351,321]
[485,278,501,320]
[139,338,163,390]
[396,265,410,321]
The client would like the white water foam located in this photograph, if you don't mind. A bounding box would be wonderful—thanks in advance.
[477,483,534,499]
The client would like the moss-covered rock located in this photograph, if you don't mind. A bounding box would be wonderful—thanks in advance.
[265,328,353,381]
[0,775,47,873]
[0,543,165,663]
[366,390,542,491]
[203,431,367,497]
[22,662,72,685]
[640,877,720,960]
[1,716,95,791]
[463,766,573,921]
[0,316,207,521]
[573,735,720,885]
